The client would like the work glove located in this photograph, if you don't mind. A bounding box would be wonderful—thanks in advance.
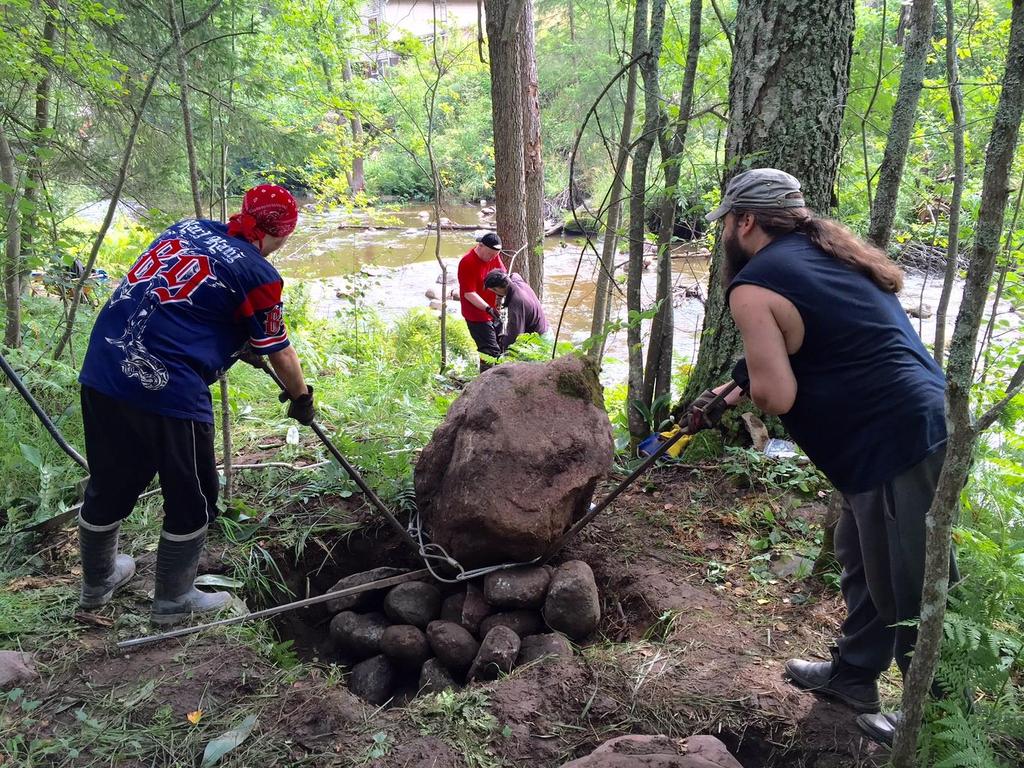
[686,388,728,430]
[234,344,266,370]
[486,306,500,322]
[279,386,316,425]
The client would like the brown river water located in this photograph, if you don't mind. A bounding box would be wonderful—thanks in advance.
[275,203,970,383]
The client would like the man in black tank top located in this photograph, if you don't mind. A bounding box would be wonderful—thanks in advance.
[691,169,953,747]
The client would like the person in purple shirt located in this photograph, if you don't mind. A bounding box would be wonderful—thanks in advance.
[483,269,549,354]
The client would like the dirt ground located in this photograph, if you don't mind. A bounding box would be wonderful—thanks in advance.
[6,464,893,767]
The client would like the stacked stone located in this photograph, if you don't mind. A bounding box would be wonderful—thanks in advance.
[325,562,600,705]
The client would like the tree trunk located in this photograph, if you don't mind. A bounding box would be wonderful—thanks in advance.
[587,25,641,365]
[427,2,449,371]
[933,0,965,367]
[21,1,57,281]
[169,0,204,219]
[1,127,21,348]
[484,0,529,282]
[642,0,702,425]
[626,0,666,443]
[977,169,1023,379]
[859,0,889,215]
[866,0,934,250]
[343,60,366,194]
[683,0,854,403]
[893,2,1024,763]
[520,0,544,297]
[642,193,674,427]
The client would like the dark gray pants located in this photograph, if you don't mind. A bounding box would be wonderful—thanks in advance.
[835,446,958,678]
[466,319,502,371]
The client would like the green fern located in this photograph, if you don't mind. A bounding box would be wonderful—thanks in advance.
[918,605,1024,766]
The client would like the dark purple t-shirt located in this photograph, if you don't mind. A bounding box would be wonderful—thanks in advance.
[499,273,548,352]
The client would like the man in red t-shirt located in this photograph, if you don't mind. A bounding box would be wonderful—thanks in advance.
[458,232,506,370]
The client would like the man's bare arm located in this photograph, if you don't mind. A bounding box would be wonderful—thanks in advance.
[267,345,308,399]
[463,291,491,311]
[729,284,797,415]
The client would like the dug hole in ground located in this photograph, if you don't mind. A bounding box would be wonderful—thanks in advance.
[7,356,892,767]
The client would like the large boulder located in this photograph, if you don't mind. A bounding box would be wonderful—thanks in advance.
[415,355,613,567]
[559,735,743,768]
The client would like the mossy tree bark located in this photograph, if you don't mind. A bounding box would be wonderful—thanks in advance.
[682,0,854,404]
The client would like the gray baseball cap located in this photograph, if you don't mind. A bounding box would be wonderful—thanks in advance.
[705,168,806,222]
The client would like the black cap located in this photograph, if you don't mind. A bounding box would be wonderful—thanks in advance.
[476,232,502,250]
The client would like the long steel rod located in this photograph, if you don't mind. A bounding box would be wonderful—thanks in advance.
[117,568,430,650]
[0,351,89,470]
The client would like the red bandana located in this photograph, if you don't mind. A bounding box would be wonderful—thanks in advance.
[227,184,299,247]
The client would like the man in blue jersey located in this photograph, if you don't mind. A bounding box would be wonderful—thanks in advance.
[77,185,314,625]
[687,169,952,746]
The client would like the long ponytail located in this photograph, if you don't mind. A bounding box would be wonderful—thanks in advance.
[736,202,904,293]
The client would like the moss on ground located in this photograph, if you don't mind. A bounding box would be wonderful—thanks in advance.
[680,430,724,463]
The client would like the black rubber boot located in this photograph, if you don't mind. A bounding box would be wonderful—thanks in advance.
[79,516,136,609]
[857,711,901,747]
[150,526,231,626]
[785,648,881,713]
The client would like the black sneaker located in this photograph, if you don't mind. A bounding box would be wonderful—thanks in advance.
[785,650,881,713]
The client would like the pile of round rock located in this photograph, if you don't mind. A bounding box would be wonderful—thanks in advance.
[324,561,600,705]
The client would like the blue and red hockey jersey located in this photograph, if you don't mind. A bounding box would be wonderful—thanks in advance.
[80,219,290,423]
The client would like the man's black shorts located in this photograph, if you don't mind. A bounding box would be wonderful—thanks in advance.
[79,386,218,536]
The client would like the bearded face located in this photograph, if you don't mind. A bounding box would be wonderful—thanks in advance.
[721,216,753,286]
